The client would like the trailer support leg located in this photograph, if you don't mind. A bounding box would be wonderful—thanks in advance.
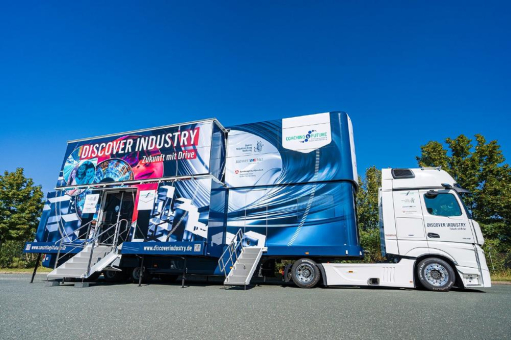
[30,253,41,283]
[181,257,187,288]
[138,256,145,287]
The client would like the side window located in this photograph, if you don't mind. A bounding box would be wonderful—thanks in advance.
[424,193,462,217]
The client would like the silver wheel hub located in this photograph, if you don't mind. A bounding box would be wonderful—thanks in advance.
[424,263,449,287]
[296,263,315,284]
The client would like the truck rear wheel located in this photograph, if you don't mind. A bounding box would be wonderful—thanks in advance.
[291,258,321,288]
[417,258,455,292]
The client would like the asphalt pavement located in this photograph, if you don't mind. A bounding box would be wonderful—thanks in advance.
[0,274,509,340]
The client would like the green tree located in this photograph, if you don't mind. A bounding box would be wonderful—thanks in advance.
[356,166,383,262]
[0,168,44,250]
[356,166,381,231]
[417,135,511,252]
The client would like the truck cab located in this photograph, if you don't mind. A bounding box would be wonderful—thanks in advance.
[380,167,491,290]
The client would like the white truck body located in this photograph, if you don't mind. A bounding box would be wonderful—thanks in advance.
[321,167,491,290]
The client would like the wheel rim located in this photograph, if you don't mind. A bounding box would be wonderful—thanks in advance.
[424,263,449,287]
[133,268,141,280]
[105,271,117,279]
[296,263,315,284]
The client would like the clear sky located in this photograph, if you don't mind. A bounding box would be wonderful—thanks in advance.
[0,1,509,194]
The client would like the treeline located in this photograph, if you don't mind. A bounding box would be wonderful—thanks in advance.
[0,168,43,268]
[357,134,511,273]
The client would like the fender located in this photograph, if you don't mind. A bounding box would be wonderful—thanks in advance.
[403,247,458,265]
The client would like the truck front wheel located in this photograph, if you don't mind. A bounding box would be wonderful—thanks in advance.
[417,258,455,292]
[291,258,321,288]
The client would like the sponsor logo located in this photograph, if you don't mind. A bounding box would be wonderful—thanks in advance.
[235,157,263,164]
[25,244,31,251]
[235,170,240,174]
[194,244,201,252]
[285,129,328,143]
[254,141,264,152]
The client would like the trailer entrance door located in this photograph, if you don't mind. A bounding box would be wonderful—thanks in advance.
[98,190,135,244]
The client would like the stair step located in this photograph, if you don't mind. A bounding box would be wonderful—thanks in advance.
[225,275,250,285]
[237,258,257,264]
[233,264,251,270]
[63,262,89,269]
[239,254,258,260]
[70,257,91,263]
[225,281,247,285]
[48,268,86,278]
[47,244,118,281]
[242,247,262,254]
[231,266,250,273]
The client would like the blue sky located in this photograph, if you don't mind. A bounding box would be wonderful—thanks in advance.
[0,1,509,194]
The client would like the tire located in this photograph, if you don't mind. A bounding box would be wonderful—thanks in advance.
[291,258,321,288]
[417,258,455,292]
[131,267,152,283]
[104,270,128,283]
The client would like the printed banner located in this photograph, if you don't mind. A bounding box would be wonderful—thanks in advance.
[24,242,83,254]
[57,120,225,188]
[121,241,205,255]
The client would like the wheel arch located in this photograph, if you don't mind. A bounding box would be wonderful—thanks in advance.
[413,254,464,289]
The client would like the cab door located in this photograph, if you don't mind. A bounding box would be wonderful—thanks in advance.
[418,189,473,244]
[392,190,427,255]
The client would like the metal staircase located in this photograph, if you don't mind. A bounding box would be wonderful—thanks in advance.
[47,219,129,281]
[218,230,265,289]
[47,244,119,280]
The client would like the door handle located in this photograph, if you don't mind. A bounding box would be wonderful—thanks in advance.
[428,233,440,238]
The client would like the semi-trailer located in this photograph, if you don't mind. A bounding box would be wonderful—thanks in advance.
[24,111,491,291]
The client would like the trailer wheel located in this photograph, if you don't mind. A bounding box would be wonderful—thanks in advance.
[417,258,455,292]
[291,258,321,288]
[104,270,128,283]
[131,267,152,283]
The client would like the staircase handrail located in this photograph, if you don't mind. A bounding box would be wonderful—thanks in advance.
[84,219,129,278]
[53,219,128,271]
[218,229,244,277]
[53,220,96,270]
[52,220,95,246]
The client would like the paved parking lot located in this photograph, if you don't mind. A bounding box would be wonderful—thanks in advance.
[0,274,510,340]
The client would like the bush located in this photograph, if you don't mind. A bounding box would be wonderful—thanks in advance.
[483,238,511,273]
[359,228,384,263]
[0,240,38,268]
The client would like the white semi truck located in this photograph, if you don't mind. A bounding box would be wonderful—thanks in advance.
[289,167,491,291]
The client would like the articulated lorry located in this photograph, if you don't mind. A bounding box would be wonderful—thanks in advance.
[24,112,491,291]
